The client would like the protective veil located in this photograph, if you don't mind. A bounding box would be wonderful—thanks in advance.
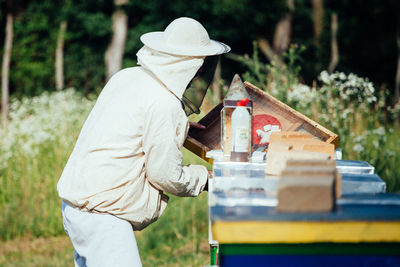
[57,46,209,231]
[137,46,219,116]
[182,55,219,116]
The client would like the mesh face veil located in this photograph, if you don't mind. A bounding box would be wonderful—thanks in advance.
[181,55,219,116]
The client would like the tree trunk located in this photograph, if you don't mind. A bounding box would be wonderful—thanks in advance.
[105,3,129,81]
[257,37,284,66]
[1,13,13,127]
[273,0,294,56]
[311,0,324,47]
[211,58,221,103]
[328,13,339,74]
[56,21,67,91]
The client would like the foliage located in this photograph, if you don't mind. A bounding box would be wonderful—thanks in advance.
[325,0,400,90]
[236,42,306,103]
[136,190,209,266]
[10,1,59,96]
[1,0,399,97]
[0,89,94,240]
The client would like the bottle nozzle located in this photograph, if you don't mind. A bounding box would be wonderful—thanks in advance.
[237,98,249,106]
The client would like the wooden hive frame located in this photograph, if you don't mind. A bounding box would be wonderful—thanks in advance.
[184,81,339,163]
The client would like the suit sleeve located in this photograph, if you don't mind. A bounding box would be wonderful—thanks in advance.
[142,101,208,197]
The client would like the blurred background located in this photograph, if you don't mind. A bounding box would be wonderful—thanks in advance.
[0,0,399,266]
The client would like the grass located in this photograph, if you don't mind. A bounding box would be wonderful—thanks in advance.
[0,236,73,267]
[0,141,211,266]
[0,143,68,240]
[0,233,210,267]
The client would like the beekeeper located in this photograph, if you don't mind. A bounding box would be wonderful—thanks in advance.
[57,17,230,266]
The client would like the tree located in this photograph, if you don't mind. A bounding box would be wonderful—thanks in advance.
[312,0,324,47]
[1,0,13,127]
[328,13,339,74]
[255,0,292,66]
[273,0,294,56]
[105,0,129,81]
[55,21,67,90]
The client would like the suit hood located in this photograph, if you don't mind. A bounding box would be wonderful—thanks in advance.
[136,46,204,99]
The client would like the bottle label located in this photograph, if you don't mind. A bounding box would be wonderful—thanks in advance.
[234,127,249,152]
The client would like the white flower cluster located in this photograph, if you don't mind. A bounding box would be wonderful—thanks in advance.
[287,83,317,109]
[0,89,95,169]
[319,71,377,104]
[352,126,389,154]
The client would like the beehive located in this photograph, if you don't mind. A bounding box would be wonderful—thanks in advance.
[184,80,339,163]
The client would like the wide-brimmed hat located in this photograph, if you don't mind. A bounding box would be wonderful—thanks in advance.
[140,17,230,57]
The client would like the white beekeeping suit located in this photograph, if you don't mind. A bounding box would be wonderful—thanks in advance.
[58,17,230,267]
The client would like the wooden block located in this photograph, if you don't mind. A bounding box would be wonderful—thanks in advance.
[277,176,335,212]
[283,159,341,198]
[281,166,336,177]
[282,160,336,176]
[265,149,331,176]
[268,142,293,152]
[285,159,336,167]
[277,139,335,158]
[269,131,313,143]
[302,142,335,157]
[336,172,342,198]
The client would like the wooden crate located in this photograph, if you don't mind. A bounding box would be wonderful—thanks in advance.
[184,81,339,162]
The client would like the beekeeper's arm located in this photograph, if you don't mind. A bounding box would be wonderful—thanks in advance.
[143,100,208,197]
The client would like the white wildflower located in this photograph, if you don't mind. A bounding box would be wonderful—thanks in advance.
[0,88,95,168]
[386,150,396,157]
[319,71,330,84]
[353,143,364,153]
[354,134,365,143]
[341,109,351,119]
[287,84,315,107]
[372,140,379,148]
[372,127,385,136]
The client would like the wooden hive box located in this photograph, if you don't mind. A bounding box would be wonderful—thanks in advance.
[184,81,339,163]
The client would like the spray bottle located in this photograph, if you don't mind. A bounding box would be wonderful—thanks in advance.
[230,98,251,162]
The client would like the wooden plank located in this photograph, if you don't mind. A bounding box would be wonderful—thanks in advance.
[185,103,223,160]
[183,137,213,164]
[286,122,303,131]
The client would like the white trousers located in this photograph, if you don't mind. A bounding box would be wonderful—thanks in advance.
[62,201,142,267]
